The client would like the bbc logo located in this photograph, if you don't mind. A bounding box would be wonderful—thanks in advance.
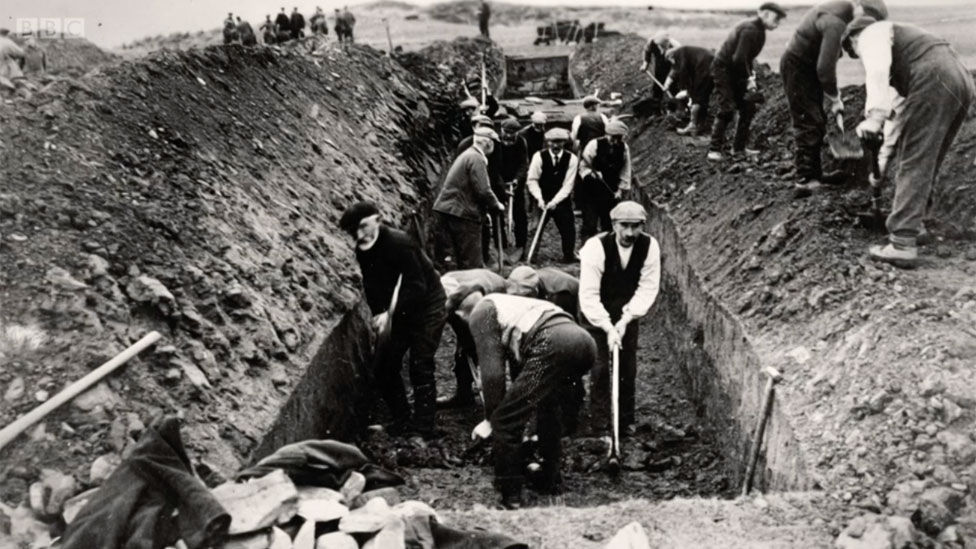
[15,18,86,39]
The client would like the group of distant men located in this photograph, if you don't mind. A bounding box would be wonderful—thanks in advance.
[336,80,659,508]
[643,0,973,267]
[223,6,357,46]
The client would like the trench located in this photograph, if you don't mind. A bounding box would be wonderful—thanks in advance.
[253,48,811,507]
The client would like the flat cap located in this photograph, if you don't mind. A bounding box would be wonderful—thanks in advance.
[459,97,480,109]
[759,2,787,18]
[610,201,647,222]
[861,0,889,20]
[530,111,548,124]
[473,127,500,141]
[606,120,629,136]
[582,95,601,107]
[544,127,571,141]
[505,266,540,296]
[339,201,380,234]
[841,15,878,58]
[501,118,522,131]
[471,114,493,126]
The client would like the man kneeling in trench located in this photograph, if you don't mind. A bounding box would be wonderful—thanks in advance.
[458,290,596,509]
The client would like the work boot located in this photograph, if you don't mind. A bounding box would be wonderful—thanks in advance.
[410,384,438,438]
[707,150,724,162]
[436,385,475,409]
[869,243,918,268]
[793,179,824,199]
[676,105,701,136]
[495,476,523,510]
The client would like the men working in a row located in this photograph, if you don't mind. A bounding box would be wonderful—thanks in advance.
[844,16,974,266]
[782,0,889,196]
[708,2,786,162]
[580,202,661,437]
[526,129,578,264]
[579,120,633,240]
[339,203,447,438]
[435,127,506,269]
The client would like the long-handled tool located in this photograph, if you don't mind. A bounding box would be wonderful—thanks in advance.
[525,208,548,265]
[827,113,864,160]
[480,53,487,107]
[856,134,886,230]
[742,367,782,497]
[506,185,515,241]
[0,331,162,451]
[495,212,504,275]
[644,70,673,100]
[607,345,622,475]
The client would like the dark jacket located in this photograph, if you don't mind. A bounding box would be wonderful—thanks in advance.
[275,13,291,32]
[784,1,855,96]
[715,16,766,77]
[434,146,498,222]
[498,135,529,184]
[356,226,441,318]
[537,267,579,317]
[291,12,306,31]
[455,136,505,199]
[518,126,546,160]
[667,45,715,93]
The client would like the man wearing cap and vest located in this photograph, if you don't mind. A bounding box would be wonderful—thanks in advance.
[526,128,579,264]
[434,127,507,269]
[640,31,682,114]
[662,45,716,136]
[339,202,448,438]
[571,96,610,154]
[499,119,531,251]
[707,3,787,162]
[463,291,596,508]
[519,111,548,159]
[437,268,508,409]
[579,120,633,240]
[843,16,974,267]
[783,1,889,197]
[579,201,661,437]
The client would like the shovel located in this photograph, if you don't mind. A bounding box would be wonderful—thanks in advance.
[525,208,548,265]
[856,134,886,230]
[827,113,864,160]
[607,344,622,475]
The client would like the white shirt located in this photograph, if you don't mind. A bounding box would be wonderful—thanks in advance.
[482,294,562,361]
[578,233,661,332]
[857,22,897,117]
[526,150,579,207]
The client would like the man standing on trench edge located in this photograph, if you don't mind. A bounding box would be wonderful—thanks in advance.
[782,0,889,197]
[434,127,506,269]
[462,291,596,509]
[843,16,974,267]
[579,201,661,439]
[707,2,787,162]
[339,202,448,438]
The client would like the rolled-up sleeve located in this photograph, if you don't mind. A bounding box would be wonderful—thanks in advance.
[621,237,661,320]
[579,237,613,332]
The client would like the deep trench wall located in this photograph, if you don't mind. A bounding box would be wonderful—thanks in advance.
[634,188,810,492]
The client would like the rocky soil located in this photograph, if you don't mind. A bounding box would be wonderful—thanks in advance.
[576,33,976,546]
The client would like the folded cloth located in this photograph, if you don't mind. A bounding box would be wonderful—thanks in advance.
[431,521,528,549]
[61,416,230,549]
[237,439,403,491]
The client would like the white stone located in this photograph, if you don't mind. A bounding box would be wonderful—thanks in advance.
[605,521,650,549]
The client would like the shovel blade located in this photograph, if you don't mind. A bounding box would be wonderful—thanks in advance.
[827,134,864,160]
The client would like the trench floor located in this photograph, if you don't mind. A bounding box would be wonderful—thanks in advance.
[360,215,736,510]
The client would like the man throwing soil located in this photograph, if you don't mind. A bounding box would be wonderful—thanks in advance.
[579,201,661,438]
[843,17,975,267]
[707,2,786,162]
[465,292,596,508]
[339,202,448,438]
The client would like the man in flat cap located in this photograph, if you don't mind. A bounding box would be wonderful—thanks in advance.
[571,95,609,155]
[579,201,661,438]
[519,111,548,161]
[526,128,579,263]
[844,15,974,267]
[640,31,682,114]
[707,2,787,162]
[782,1,888,197]
[499,118,531,253]
[662,45,716,136]
[579,120,633,240]
[434,127,506,269]
[339,202,447,437]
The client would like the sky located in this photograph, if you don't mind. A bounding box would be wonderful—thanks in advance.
[1,0,971,48]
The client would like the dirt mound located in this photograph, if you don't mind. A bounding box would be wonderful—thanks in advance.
[37,38,121,74]
[574,33,976,537]
[0,39,487,509]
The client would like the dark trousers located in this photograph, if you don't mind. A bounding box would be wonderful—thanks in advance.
[481,211,509,264]
[780,52,825,182]
[579,176,617,240]
[479,19,490,38]
[512,183,528,248]
[649,54,672,111]
[439,212,483,269]
[447,314,476,394]
[536,201,576,260]
[491,320,596,489]
[710,62,756,153]
[887,47,975,247]
[375,288,448,425]
[588,320,639,431]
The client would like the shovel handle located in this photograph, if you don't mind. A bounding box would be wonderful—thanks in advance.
[835,112,844,132]
[526,208,547,264]
[610,345,620,458]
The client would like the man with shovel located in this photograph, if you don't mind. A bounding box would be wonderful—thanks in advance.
[498,119,530,256]
[579,120,633,241]
[526,128,579,264]
[782,1,889,197]
[339,202,448,438]
[640,31,682,115]
[579,202,661,440]
[662,45,715,136]
[843,16,975,267]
